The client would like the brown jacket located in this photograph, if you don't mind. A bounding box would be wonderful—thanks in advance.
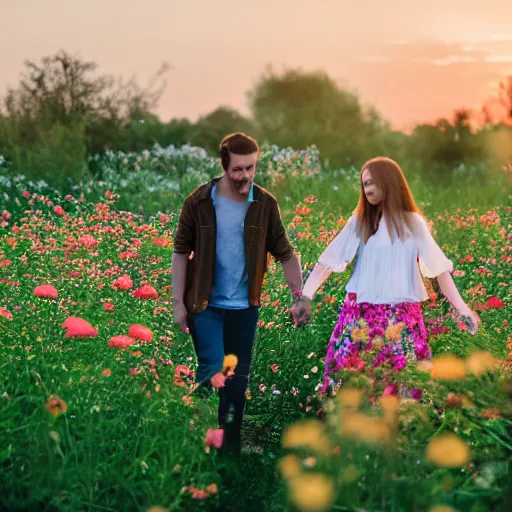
[173,177,294,313]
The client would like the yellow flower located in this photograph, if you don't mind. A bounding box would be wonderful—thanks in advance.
[351,327,368,342]
[146,507,168,512]
[426,433,471,468]
[429,507,459,512]
[337,387,364,409]
[222,354,238,373]
[465,350,499,377]
[288,473,334,512]
[279,454,302,480]
[385,322,405,342]
[282,420,330,455]
[339,411,390,444]
[430,354,466,380]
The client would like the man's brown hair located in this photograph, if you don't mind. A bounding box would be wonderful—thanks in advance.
[219,132,259,170]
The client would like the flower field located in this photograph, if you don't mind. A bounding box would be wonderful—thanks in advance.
[1,148,511,512]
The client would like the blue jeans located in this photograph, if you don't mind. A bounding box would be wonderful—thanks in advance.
[188,305,259,454]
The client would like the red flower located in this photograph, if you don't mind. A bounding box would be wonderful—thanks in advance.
[132,284,158,299]
[112,274,133,290]
[153,237,169,247]
[129,324,153,342]
[108,335,135,348]
[34,284,58,299]
[485,296,505,309]
[22,191,31,198]
[62,317,98,338]
[103,303,115,312]
[69,271,80,277]
[53,206,65,216]
[0,260,12,267]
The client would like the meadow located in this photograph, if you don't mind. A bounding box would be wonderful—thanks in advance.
[1,145,511,512]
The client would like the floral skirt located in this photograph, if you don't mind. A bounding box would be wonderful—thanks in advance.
[322,293,430,396]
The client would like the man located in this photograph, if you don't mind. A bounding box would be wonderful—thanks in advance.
[172,132,304,456]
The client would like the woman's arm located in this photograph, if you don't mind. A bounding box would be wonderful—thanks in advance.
[437,271,480,334]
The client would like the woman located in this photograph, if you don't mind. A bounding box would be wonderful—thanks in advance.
[292,157,479,396]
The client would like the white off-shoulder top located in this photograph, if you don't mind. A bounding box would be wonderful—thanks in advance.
[317,212,454,304]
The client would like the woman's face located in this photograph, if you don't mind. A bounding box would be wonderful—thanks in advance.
[362,168,383,205]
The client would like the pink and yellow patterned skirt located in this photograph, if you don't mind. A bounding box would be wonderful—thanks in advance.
[322,292,430,396]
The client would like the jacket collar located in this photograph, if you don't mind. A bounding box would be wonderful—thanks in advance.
[193,176,260,205]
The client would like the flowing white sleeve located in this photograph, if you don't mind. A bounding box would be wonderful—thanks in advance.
[317,215,360,272]
[411,213,454,278]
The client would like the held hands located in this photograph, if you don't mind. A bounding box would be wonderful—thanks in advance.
[290,295,313,327]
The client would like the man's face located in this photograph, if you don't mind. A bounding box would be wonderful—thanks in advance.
[225,152,258,196]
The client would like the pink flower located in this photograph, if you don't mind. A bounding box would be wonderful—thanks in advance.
[112,274,133,290]
[34,284,58,299]
[53,206,65,216]
[0,260,12,267]
[62,317,98,338]
[382,384,398,396]
[108,335,135,348]
[103,303,115,312]
[78,234,98,248]
[22,191,31,199]
[0,307,13,320]
[129,324,153,342]
[411,389,423,400]
[204,428,224,449]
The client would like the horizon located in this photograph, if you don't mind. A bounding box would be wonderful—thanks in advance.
[2,0,512,131]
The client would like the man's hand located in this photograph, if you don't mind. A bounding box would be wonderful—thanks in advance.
[210,372,226,389]
[290,296,312,327]
[173,300,190,334]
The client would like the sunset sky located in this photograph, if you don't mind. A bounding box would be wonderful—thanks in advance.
[2,0,512,131]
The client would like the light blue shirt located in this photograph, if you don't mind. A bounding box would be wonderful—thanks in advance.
[209,183,255,309]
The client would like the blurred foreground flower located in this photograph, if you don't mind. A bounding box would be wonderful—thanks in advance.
[129,324,153,342]
[282,420,330,455]
[108,335,135,348]
[204,428,223,449]
[426,433,470,468]
[287,473,334,512]
[34,284,58,299]
[465,350,499,377]
[430,354,466,380]
[45,395,67,417]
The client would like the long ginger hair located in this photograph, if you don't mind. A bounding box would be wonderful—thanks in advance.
[354,157,421,244]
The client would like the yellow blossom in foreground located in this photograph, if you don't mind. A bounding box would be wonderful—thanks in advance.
[288,473,334,512]
[426,433,471,468]
[279,454,302,480]
[339,411,391,444]
[430,354,466,380]
[282,420,330,455]
[465,350,499,377]
[337,387,364,409]
[429,506,459,512]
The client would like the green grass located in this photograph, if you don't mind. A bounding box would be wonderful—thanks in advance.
[1,171,511,512]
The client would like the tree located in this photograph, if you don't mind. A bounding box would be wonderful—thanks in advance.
[248,68,389,167]
[189,106,256,155]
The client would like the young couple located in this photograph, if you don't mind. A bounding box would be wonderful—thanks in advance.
[172,132,479,456]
